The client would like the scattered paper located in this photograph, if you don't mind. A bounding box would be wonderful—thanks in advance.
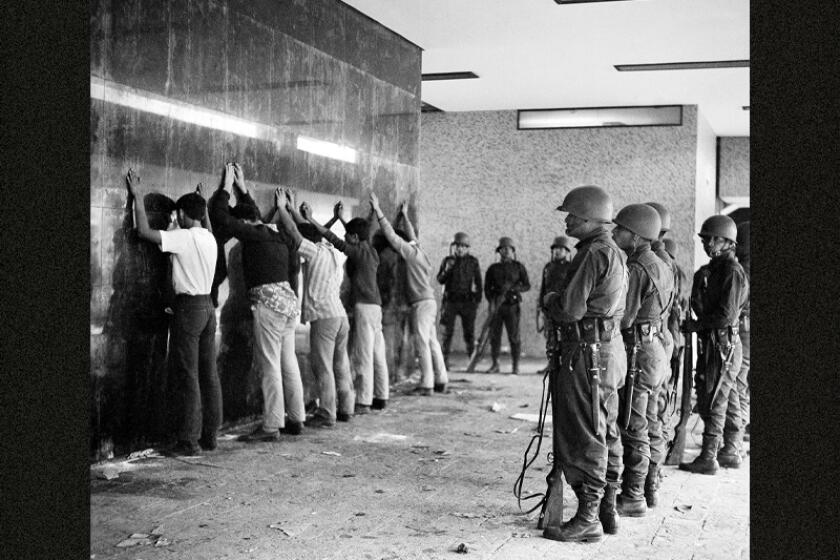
[675,504,693,513]
[455,542,469,553]
[490,402,505,412]
[115,537,151,548]
[353,433,408,444]
[269,524,294,536]
[154,538,170,547]
[508,413,552,424]
[433,450,451,456]
[151,526,164,536]
[452,512,481,519]
[512,532,531,538]
[321,451,342,457]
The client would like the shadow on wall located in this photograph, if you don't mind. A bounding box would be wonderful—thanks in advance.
[93,193,175,458]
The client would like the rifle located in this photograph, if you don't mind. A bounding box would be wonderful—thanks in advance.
[664,308,694,465]
[621,334,639,430]
[466,280,515,372]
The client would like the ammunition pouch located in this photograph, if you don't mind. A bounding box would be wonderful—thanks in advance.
[558,317,615,343]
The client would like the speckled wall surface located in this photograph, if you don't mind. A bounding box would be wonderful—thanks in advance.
[718,137,750,198]
[90,0,420,458]
[419,108,704,359]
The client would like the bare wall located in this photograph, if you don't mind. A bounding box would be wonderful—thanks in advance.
[718,136,750,198]
[419,107,704,359]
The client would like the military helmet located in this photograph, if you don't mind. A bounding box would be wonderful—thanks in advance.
[496,236,515,251]
[453,232,470,247]
[550,235,574,251]
[663,238,677,256]
[645,201,671,232]
[699,215,738,243]
[613,204,662,241]
[556,185,613,223]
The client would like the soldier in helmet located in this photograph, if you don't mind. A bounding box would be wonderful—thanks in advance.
[483,237,530,375]
[611,204,673,520]
[734,222,750,442]
[541,186,627,543]
[642,201,681,506]
[437,232,483,369]
[680,215,748,475]
[536,236,575,373]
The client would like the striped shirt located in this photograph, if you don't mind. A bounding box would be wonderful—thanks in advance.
[298,238,347,323]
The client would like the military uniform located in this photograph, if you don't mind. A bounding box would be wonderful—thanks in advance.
[612,204,674,518]
[484,237,530,374]
[437,233,482,363]
[542,186,627,543]
[538,236,574,352]
[681,216,749,474]
[734,222,750,443]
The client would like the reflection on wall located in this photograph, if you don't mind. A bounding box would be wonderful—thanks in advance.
[419,108,705,359]
[90,0,420,459]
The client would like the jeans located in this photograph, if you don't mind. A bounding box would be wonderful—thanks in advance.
[252,303,304,429]
[411,299,449,389]
[351,303,389,405]
[309,316,354,421]
[169,295,221,444]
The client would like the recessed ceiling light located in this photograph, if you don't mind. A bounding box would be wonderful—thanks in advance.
[615,60,749,71]
[518,105,682,130]
[421,71,479,81]
[554,0,633,4]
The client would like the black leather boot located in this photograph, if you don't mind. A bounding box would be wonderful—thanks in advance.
[599,485,619,534]
[644,464,661,508]
[554,499,603,543]
[486,352,500,373]
[511,344,521,375]
[679,435,720,475]
[617,473,647,517]
[717,438,742,468]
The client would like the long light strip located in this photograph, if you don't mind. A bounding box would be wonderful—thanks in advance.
[296,135,357,163]
[91,76,358,163]
[615,60,749,72]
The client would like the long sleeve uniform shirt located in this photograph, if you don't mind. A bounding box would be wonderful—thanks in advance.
[539,260,571,311]
[738,258,750,317]
[209,190,298,292]
[620,243,674,330]
[321,228,382,306]
[437,255,482,302]
[546,227,627,324]
[690,250,749,329]
[378,216,435,304]
[484,260,530,302]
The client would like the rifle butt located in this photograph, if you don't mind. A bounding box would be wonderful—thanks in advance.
[664,431,686,465]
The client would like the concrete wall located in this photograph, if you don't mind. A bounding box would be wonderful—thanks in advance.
[694,109,719,269]
[718,137,750,198]
[419,107,705,359]
[90,0,420,458]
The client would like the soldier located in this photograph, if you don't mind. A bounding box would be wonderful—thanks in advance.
[611,204,673,519]
[437,232,482,369]
[735,222,750,443]
[483,237,530,375]
[643,201,680,506]
[680,215,748,475]
[542,186,627,543]
[536,236,574,373]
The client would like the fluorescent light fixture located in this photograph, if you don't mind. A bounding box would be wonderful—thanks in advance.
[296,135,357,163]
[555,0,633,4]
[615,60,750,72]
[421,71,479,81]
[518,105,682,130]
[90,77,266,139]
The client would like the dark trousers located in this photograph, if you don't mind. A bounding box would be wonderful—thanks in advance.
[553,334,625,502]
[695,334,742,441]
[488,302,521,359]
[169,294,222,444]
[618,335,668,486]
[440,300,477,356]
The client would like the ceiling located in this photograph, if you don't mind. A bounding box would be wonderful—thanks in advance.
[342,0,749,137]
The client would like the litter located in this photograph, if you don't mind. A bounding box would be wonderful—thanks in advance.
[675,504,693,513]
[508,413,552,424]
[269,524,294,537]
[353,433,408,444]
[321,451,342,456]
[490,402,505,412]
[455,542,469,553]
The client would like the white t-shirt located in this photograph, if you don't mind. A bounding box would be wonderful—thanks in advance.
[159,227,217,295]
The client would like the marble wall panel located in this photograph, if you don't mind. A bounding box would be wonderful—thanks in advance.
[227,11,275,125]
[91,207,103,289]
[107,0,170,94]
[309,0,347,61]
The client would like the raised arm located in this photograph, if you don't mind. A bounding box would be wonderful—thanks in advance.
[370,191,408,253]
[194,182,213,233]
[125,168,162,245]
[273,187,302,248]
[324,201,345,230]
[398,201,417,242]
[301,201,347,253]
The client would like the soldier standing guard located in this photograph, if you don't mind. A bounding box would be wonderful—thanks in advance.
[611,204,673,519]
[483,237,530,375]
[437,232,483,369]
[680,215,748,475]
[536,236,574,373]
[735,222,750,442]
[542,186,627,542]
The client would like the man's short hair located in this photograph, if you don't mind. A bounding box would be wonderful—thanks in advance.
[231,202,260,222]
[298,222,323,243]
[394,228,409,242]
[345,217,370,241]
[176,193,207,221]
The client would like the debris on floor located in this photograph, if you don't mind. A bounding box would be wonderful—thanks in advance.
[321,451,342,456]
[490,402,505,412]
[115,532,170,548]
[269,523,294,536]
[455,542,469,553]
[508,412,552,423]
[675,504,693,513]
[353,433,408,444]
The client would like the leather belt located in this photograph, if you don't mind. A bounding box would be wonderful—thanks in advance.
[557,317,615,343]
